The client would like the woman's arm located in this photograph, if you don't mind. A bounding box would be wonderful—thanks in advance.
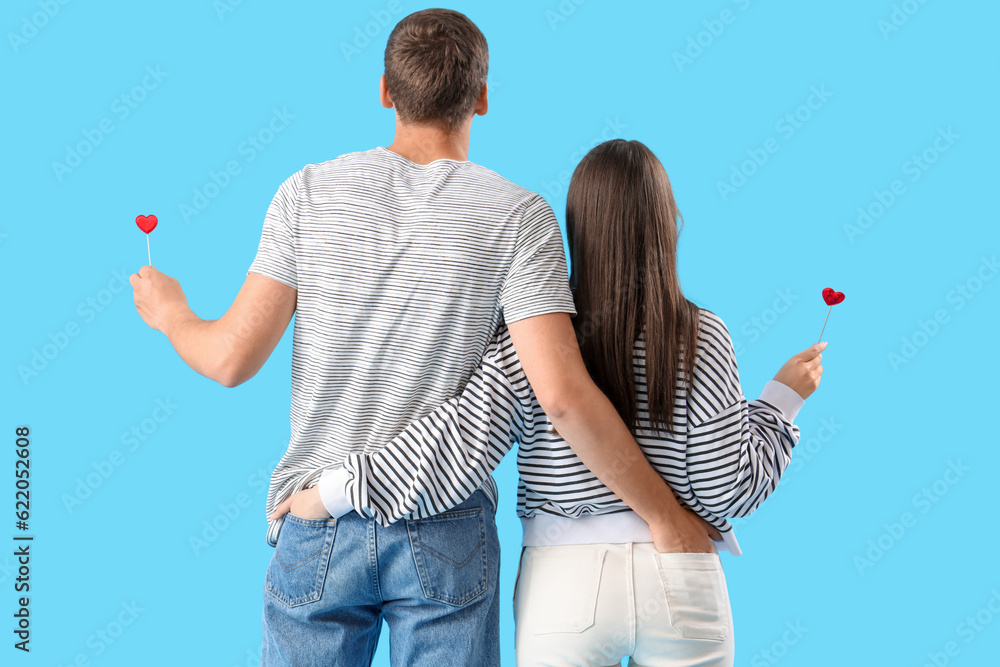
[686,389,801,518]
[323,312,720,553]
[318,323,530,525]
[683,312,822,518]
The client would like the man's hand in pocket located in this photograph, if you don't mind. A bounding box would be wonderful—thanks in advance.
[268,486,332,520]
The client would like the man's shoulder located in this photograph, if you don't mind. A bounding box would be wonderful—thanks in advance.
[297,148,382,177]
[292,149,547,209]
[460,160,544,204]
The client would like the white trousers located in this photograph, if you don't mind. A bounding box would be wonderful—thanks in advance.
[513,543,735,666]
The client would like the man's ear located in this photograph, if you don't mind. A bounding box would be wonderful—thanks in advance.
[380,74,394,109]
[474,82,488,117]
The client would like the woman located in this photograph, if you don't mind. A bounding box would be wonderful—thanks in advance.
[277,139,824,665]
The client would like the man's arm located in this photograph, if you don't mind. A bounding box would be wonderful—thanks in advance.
[489,196,700,548]
[292,314,718,551]
[506,312,715,553]
[129,267,296,387]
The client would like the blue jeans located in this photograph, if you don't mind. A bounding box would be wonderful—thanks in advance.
[261,489,500,666]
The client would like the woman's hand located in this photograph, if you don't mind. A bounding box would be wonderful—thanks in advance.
[268,486,332,521]
[773,342,826,400]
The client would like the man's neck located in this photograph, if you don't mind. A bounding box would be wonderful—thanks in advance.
[386,119,472,164]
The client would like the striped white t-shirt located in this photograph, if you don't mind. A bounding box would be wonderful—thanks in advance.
[332,308,803,555]
[248,147,576,548]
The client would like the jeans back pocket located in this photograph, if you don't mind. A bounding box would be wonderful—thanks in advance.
[653,552,731,641]
[265,514,337,607]
[407,507,488,607]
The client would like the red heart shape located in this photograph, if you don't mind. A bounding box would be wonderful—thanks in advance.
[822,287,845,306]
[136,214,158,234]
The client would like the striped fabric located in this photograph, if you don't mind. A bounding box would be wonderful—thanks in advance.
[247,147,576,548]
[340,308,801,546]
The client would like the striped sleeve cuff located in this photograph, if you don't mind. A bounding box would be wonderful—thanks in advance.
[758,380,805,423]
[318,466,355,518]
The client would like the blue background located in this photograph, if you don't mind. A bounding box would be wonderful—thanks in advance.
[4,1,998,665]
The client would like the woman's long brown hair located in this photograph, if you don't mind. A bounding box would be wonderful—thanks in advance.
[566,139,700,434]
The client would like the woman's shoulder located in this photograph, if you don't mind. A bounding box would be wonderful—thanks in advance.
[635,306,734,360]
[687,306,743,408]
[693,306,735,350]
[690,306,740,378]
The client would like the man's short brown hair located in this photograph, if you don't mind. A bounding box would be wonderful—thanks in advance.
[384,9,489,130]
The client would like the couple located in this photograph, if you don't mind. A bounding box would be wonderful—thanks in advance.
[129,8,823,667]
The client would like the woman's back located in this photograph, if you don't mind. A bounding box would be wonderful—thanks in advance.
[480,307,804,555]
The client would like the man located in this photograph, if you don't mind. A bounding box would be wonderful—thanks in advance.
[129,9,713,665]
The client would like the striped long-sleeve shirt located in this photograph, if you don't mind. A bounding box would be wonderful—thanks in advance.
[322,308,803,555]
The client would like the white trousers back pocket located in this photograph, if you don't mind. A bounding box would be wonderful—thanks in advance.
[516,545,607,634]
[653,552,732,641]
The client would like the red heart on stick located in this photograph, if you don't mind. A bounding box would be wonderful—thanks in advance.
[822,287,845,306]
[136,214,158,234]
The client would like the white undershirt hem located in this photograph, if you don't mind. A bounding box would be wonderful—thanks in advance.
[520,511,742,556]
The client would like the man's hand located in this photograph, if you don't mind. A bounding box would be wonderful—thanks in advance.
[129,266,192,335]
[268,486,332,521]
[649,507,720,554]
